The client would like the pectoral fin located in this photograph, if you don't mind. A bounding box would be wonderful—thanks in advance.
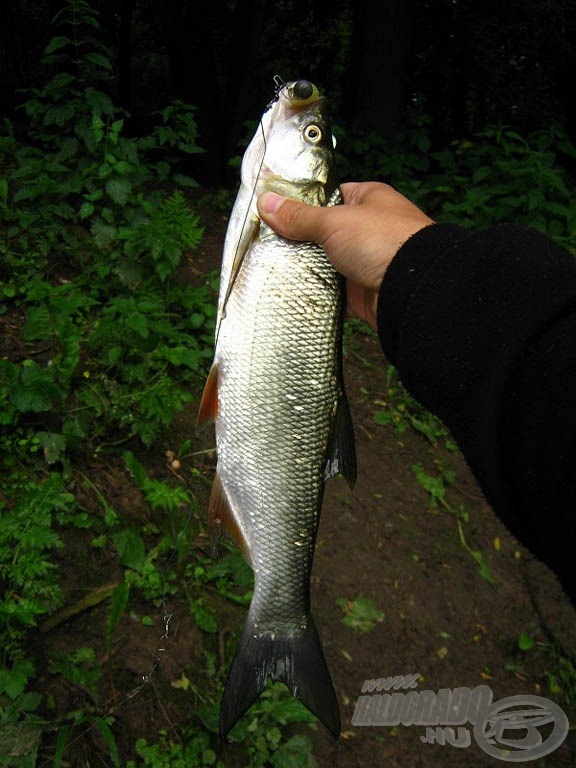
[220,216,260,319]
[324,394,357,488]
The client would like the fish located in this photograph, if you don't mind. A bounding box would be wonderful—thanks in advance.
[197,78,356,739]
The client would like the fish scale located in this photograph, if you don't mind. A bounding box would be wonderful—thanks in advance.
[219,235,339,626]
[197,79,356,739]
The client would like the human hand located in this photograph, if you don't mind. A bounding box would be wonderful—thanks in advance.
[258,182,434,330]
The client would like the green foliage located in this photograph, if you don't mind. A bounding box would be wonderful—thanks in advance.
[125,685,318,768]
[411,461,495,586]
[545,652,576,714]
[411,462,455,511]
[0,475,76,661]
[518,631,536,652]
[336,118,432,203]
[184,549,254,633]
[203,683,318,767]
[0,5,217,765]
[428,127,576,251]
[191,551,254,606]
[0,0,213,458]
[341,122,576,253]
[514,633,576,716]
[335,596,385,633]
[48,646,101,702]
[128,730,221,768]
[373,365,456,450]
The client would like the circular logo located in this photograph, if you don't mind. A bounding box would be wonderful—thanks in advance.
[474,695,569,762]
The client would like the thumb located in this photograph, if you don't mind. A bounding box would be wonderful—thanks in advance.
[257,191,329,243]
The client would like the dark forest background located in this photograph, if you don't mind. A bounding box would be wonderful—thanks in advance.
[2,3,576,766]
[2,0,576,184]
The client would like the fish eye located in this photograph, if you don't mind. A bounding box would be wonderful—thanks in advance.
[294,80,313,99]
[304,124,322,144]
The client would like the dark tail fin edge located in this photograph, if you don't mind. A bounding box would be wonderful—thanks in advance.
[219,616,340,739]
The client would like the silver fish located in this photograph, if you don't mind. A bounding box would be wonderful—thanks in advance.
[197,78,356,739]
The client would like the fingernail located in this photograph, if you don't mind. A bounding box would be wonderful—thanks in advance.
[259,191,284,215]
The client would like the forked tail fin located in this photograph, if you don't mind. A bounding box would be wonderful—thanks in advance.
[219,616,340,739]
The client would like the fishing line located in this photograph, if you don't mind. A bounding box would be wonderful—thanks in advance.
[37,77,285,766]
[213,75,286,349]
[133,80,287,699]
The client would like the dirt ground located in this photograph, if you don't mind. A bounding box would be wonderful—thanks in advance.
[25,199,576,767]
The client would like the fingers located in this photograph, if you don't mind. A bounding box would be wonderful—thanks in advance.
[339,181,395,206]
[257,191,335,244]
[258,182,433,288]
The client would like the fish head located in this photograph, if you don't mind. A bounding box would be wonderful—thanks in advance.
[242,79,338,211]
[214,79,339,329]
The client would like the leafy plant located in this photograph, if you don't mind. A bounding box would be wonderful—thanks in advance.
[0,5,215,765]
[513,632,576,717]
[411,462,455,511]
[340,122,576,253]
[0,475,76,662]
[411,461,495,586]
[48,647,102,703]
[125,683,319,768]
[518,631,536,652]
[373,365,456,450]
[0,657,44,768]
[429,126,576,251]
[0,0,213,458]
[335,596,385,633]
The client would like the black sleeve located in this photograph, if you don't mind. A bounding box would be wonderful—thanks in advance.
[377,223,576,604]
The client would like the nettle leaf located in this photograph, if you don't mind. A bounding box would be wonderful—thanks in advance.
[41,72,75,96]
[91,219,117,247]
[43,102,76,127]
[85,87,116,117]
[0,659,36,699]
[112,529,146,572]
[116,261,144,288]
[106,178,132,205]
[79,201,95,219]
[23,306,52,341]
[12,362,62,413]
[44,35,72,55]
[164,345,199,369]
[85,52,113,71]
[37,432,67,465]
[172,174,199,189]
[126,312,149,338]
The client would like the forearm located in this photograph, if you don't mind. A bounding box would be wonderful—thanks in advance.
[377,223,576,600]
